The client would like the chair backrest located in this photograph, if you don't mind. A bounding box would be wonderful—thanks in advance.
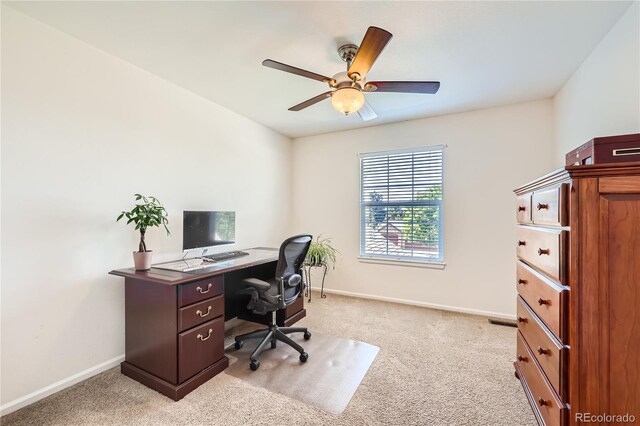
[276,234,312,303]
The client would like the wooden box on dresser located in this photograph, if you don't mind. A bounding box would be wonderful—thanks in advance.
[514,162,640,425]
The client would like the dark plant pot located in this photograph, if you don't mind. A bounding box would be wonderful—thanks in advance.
[133,250,153,271]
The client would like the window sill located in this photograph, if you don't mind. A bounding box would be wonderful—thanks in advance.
[358,256,446,270]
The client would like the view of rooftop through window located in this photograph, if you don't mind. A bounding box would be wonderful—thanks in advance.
[360,146,444,262]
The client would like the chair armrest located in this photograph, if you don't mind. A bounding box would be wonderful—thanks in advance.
[241,278,271,291]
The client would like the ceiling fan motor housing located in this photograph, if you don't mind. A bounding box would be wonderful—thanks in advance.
[331,71,364,90]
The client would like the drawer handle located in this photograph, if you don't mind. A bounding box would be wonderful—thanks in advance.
[537,298,550,306]
[517,355,528,362]
[197,329,213,341]
[517,317,527,323]
[196,283,213,294]
[517,278,527,285]
[538,248,550,256]
[518,240,526,247]
[537,346,550,356]
[196,306,212,317]
[518,206,526,212]
[537,203,549,210]
[537,398,549,407]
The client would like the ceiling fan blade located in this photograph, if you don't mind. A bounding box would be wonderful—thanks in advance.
[288,91,333,111]
[364,81,441,94]
[348,27,393,80]
[358,99,377,121]
[263,59,334,84]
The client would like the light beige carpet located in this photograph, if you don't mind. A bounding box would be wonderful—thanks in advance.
[226,333,379,414]
[0,293,535,425]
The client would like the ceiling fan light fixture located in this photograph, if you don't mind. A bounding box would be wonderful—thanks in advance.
[331,87,365,114]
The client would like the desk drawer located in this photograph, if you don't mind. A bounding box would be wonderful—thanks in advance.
[516,261,567,343]
[517,193,532,224]
[178,295,224,333]
[532,185,568,226]
[516,227,567,284]
[516,331,567,426]
[178,317,224,383]
[517,297,567,400]
[178,276,223,307]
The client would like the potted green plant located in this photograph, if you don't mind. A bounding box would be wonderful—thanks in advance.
[117,194,170,271]
[303,235,338,300]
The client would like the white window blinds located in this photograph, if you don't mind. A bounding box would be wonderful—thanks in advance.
[360,146,444,262]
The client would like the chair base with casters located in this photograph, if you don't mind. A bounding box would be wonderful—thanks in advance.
[234,312,311,371]
[233,234,314,371]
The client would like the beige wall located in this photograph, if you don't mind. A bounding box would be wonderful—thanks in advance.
[1,7,291,411]
[291,100,555,319]
[553,2,640,165]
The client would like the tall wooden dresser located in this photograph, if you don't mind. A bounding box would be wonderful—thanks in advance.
[514,162,640,425]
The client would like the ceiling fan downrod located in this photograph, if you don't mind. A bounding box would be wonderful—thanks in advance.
[338,44,358,72]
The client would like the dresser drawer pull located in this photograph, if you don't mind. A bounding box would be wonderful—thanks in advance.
[517,317,527,323]
[518,240,526,246]
[537,398,549,407]
[197,329,213,341]
[537,346,550,356]
[538,248,550,256]
[536,203,549,210]
[517,355,528,362]
[518,206,527,212]
[196,283,213,294]
[517,278,527,285]
[196,306,212,317]
[537,298,550,306]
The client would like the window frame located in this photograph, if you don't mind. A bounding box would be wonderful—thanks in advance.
[358,145,445,266]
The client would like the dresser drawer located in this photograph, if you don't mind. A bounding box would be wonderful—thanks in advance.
[178,295,224,333]
[516,331,567,426]
[516,227,567,284]
[532,185,568,226]
[516,261,567,342]
[516,193,532,224]
[178,276,223,307]
[517,297,567,400]
[178,317,224,383]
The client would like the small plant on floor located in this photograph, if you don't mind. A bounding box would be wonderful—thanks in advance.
[303,235,339,299]
[305,235,339,269]
[117,194,170,270]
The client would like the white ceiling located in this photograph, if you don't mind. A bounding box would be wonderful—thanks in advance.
[6,1,632,138]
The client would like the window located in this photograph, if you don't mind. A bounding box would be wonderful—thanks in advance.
[360,146,444,264]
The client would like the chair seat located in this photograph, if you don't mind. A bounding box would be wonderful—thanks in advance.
[241,277,272,291]
[241,277,299,300]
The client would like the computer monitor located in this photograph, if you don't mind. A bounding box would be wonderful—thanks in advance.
[183,211,235,252]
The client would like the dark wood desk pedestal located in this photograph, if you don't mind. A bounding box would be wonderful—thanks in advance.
[109,248,306,400]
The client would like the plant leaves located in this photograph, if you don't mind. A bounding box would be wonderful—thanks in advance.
[118,194,170,238]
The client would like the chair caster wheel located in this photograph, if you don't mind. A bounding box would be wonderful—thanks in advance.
[271,340,277,349]
[299,352,309,362]
[250,360,260,371]
[234,340,243,350]
[303,331,311,340]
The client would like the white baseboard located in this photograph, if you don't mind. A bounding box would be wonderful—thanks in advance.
[314,287,517,321]
[0,354,125,417]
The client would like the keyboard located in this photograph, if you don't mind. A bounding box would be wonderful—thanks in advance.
[202,251,249,262]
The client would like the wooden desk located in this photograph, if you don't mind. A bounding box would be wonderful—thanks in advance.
[109,247,306,400]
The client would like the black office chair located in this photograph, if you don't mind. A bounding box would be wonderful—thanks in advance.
[234,234,313,371]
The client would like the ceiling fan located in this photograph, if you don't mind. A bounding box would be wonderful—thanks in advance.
[262,26,440,121]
